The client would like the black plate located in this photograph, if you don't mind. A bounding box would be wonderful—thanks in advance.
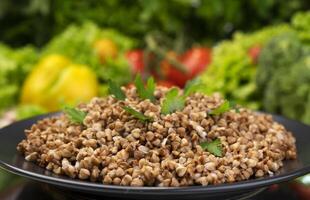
[0,113,310,200]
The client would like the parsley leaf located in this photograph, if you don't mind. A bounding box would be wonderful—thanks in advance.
[134,74,155,102]
[229,101,241,113]
[123,106,153,122]
[108,80,126,100]
[161,79,206,115]
[64,107,87,124]
[184,78,206,97]
[200,138,223,157]
[161,88,185,114]
[208,100,231,115]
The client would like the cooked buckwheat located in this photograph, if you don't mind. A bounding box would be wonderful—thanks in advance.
[17,86,297,186]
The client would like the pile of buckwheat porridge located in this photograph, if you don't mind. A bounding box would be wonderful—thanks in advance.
[17,86,297,187]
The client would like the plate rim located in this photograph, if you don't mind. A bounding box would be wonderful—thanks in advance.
[1,160,309,195]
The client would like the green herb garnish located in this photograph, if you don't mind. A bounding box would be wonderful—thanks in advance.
[123,106,153,122]
[229,101,241,113]
[161,88,185,114]
[208,100,231,115]
[134,74,155,102]
[183,78,205,97]
[200,138,223,157]
[64,107,87,124]
[161,79,208,115]
[108,80,126,100]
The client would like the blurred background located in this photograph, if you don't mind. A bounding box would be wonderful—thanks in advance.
[0,0,310,199]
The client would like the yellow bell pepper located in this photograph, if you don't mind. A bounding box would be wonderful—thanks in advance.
[21,54,99,111]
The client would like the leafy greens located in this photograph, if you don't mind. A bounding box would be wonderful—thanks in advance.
[123,106,153,122]
[161,88,185,115]
[134,74,156,102]
[200,138,223,157]
[64,107,87,124]
[208,101,231,115]
[108,80,126,100]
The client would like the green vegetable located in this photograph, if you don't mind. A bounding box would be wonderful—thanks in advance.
[257,31,310,125]
[296,174,310,186]
[292,12,310,44]
[64,107,87,124]
[161,88,185,115]
[209,101,231,115]
[122,106,153,122]
[108,80,126,100]
[200,138,223,157]
[96,54,133,87]
[16,104,46,120]
[1,0,307,47]
[0,169,21,191]
[134,75,155,102]
[200,24,293,110]
[0,85,18,114]
[0,43,38,114]
[256,33,303,92]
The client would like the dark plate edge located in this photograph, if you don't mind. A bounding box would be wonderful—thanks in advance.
[1,161,310,195]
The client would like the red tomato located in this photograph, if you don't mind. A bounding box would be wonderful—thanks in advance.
[181,47,212,79]
[161,47,212,87]
[248,45,261,64]
[126,50,145,74]
[160,51,187,87]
